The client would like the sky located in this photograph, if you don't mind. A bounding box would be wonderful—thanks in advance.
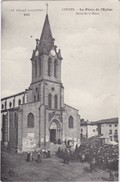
[1,0,119,121]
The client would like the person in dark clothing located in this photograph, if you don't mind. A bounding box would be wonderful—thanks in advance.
[67,140,70,147]
[56,147,61,158]
[109,170,114,181]
[64,140,67,146]
[90,157,96,173]
[30,152,33,162]
[36,152,42,163]
[26,152,30,162]
[75,144,79,162]
[47,149,51,158]
[63,148,70,164]
[75,144,78,153]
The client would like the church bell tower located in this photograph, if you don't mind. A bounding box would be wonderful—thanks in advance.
[27,7,64,113]
[31,14,63,84]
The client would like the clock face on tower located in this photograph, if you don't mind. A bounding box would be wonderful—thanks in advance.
[50,49,56,56]
[35,50,39,56]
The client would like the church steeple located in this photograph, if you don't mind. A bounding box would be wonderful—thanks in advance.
[38,13,55,55]
[30,6,63,85]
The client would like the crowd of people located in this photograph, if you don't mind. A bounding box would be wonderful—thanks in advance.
[78,142,118,171]
[56,141,119,172]
[26,149,51,163]
[25,140,118,175]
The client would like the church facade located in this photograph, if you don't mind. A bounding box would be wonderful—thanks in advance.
[1,13,80,152]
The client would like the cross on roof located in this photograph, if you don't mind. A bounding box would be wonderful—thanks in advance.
[46,3,48,14]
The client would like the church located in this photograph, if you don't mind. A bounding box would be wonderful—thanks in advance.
[1,11,80,152]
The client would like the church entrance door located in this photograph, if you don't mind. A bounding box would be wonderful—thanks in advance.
[50,129,56,142]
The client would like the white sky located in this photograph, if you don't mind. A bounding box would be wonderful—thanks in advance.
[1,1,119,121]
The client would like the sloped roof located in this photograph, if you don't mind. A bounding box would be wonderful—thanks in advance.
[91,118,118,125]
[64,103,79,111]
[1,91,25,101]
[81,118,118,126]
[80,121,89,125]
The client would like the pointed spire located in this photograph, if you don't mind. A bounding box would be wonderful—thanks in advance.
[38,9,55,55]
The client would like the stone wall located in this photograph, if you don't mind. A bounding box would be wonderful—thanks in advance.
[18,102,40,152]
[63,104,80,142]
[9,110,18,151]
[1,112,8,145]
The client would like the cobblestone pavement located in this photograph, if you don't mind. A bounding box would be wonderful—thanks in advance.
[1,151,118,181]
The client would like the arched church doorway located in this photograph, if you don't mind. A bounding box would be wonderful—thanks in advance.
[50,122,57,143]
[49,120,61,143]
[50,129,56,142]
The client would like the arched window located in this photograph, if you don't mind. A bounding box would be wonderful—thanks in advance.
[35,60,37,77]
[48,94,52,108]
[48,58,51,76]
[34,95,36,102]
[5,101,7,109]
[54,60,57,78]
[18,99,21,105]
[27,113,34,128]
[2,104,4,109]
[9,102,12,108]
[39,59,41,76]
[54,95,58,109]
[68,116,74,129]
[2,114,5,142]
[22,96,25,104]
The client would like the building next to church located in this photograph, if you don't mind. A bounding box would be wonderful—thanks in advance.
[80,120,98,139]
[1,12,80,152]
[80,118,118,143]
[92,118,118,143]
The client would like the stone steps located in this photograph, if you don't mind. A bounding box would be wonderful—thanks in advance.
[50,143,62,154]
